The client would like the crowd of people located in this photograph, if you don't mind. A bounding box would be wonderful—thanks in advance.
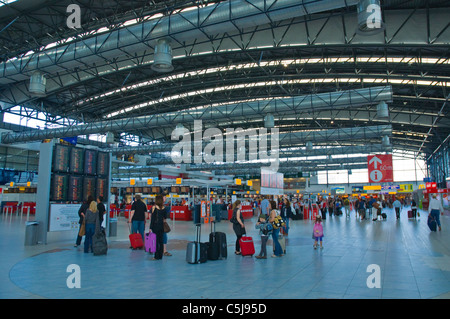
[75,192,444,259]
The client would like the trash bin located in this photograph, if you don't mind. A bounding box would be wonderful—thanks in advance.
[24,221,39,246]
[109,218,117,237]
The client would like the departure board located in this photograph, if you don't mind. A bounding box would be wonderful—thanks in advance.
[70,147,84,174]
[51,173,68,201]
[97,152,109,176]
[53,144,70,172]
[84,149,97,175]
[68,175,83,202]
[96,178,107,199]
[83,176,96,201]
[50,144,110,203]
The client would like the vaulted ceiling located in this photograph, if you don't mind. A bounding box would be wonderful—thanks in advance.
[0,0,449,174]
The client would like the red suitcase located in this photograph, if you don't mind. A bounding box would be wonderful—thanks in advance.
[239,236,255,257]
[129,233,144,249]
[128,224,144,249]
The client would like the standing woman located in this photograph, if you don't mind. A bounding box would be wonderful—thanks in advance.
[150,195,167,260]
[232,200,246,255]
[269,200,283,258]
[84,200,99,253]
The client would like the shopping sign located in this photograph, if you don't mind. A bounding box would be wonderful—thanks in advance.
[367,154,393,183]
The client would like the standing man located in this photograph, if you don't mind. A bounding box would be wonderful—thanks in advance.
[97,196,106,229]
[129,195,148,242]
[260,195,270,217]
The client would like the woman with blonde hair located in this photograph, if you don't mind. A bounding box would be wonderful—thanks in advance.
[83,200,98,253]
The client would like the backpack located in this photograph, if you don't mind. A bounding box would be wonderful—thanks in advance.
[261,222,273,235]
[313,223,323,238]
[271,211,285,229]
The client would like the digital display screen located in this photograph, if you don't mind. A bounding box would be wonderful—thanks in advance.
[53,145,70,172]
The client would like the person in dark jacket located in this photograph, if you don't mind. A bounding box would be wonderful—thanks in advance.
[97,196,106,227]
[231,200,246,255]
[281,198,292,235]
[75,195,94,247]
[150,195,166,260]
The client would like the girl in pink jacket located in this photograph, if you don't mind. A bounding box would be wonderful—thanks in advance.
[313,215,324,249]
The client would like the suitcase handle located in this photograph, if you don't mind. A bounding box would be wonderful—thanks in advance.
[195,223,201,242]
[210,220,216,233]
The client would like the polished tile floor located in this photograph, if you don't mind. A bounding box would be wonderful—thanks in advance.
[1,206,449,299]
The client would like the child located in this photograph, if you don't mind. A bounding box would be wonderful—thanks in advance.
[255,214,272,259]
[313,215,324,250]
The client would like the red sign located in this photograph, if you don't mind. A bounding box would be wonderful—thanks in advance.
[367,154,393,183]
[426,182,437,189]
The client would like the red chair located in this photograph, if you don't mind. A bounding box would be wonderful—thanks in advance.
[22,202,35,219]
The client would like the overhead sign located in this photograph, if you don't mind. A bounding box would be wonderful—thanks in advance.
[399,184,413,192]
[363,185,382,191]
[367,154,393,183]
[382,185,399,190]
[260,168,284,195]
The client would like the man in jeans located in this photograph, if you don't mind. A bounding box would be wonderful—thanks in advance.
[129,194,148,242]
[393,198,402,220]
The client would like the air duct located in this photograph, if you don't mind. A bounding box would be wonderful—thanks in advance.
[29,72,46,96]
[376,101,389,119]
[357,0,385,35]
[151,39,174,73]
[382,135,390,147]
[0,0,360,83]
[264,114,274,128]
[105,132,115,144]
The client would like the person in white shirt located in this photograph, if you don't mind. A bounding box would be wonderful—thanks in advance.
[428,194,444,231]
[393,198,402,220]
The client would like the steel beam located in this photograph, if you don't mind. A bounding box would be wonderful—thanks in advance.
[0,86,392,144]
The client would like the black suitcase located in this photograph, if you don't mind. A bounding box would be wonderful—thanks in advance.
[208,221,227,260]
[186,224,208,264]
[93,230,108,256]
[428,214,437,232]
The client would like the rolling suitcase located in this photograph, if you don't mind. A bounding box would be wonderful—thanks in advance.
[407,210,413,218]
[93,229,108,256]
[428,214,437,232]
[186,223,208,264]
[145,232,157,253]
[128,224,144,250]
[208,221,227,260]
[93,215,108,255]
[239,236,255,257]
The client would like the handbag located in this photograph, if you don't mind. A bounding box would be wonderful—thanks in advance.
[78,218,86,236]
[163,221,171,233]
